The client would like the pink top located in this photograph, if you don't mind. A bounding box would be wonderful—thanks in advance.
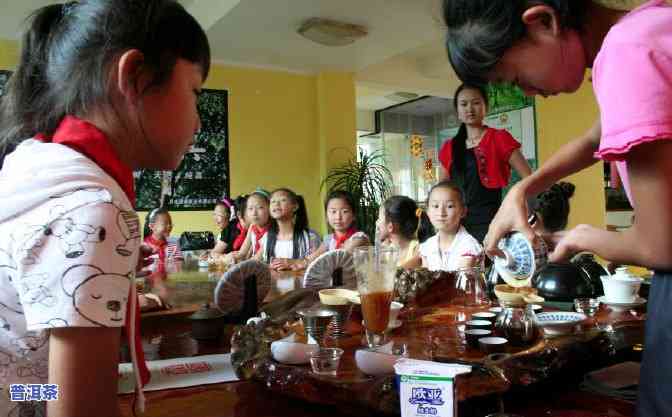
[593,0,672,205]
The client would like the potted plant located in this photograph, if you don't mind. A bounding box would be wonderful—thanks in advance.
[321,148,392,240]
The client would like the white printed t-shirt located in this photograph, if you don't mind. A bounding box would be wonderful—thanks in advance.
[0,140,140,415]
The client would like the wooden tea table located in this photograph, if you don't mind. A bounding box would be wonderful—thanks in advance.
[122,268,645,417]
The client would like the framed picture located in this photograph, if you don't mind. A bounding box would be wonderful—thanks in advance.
[134,88,230,211]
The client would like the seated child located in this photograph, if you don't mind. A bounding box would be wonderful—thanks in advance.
[532,182,576,234]
[257,188,321,270]
[302,190,369,267]
[210,198,241,256]
[231,194,249,251]
[224,189,270,265]
[419,181,483,271]
[376,195,432,268]
[143,207,183,263]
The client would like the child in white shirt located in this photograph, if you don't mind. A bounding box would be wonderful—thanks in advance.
[419,181,483,271]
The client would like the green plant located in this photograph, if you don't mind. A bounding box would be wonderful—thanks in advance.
[321,148,392,240]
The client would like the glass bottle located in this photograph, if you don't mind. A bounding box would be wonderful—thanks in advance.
[494,303,540,347]
[454,267,490,306]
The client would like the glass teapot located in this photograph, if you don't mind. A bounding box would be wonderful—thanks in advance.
[454,267,490,306]
[494,303,540,347]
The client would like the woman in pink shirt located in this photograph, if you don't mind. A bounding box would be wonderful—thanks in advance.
[443,1,672,416]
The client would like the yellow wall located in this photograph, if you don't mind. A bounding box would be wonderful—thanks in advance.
[0,39,357,237]
[535,76,605,230]
[0,39,18,66]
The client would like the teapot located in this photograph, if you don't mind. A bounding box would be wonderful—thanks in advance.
[494,303,540,347]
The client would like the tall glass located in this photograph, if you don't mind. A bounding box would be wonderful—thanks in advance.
[354,246,399,348]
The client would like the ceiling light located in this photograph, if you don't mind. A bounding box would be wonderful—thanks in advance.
[298,18,367,47]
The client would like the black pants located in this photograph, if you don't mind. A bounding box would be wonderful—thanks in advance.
[637,272,672,417]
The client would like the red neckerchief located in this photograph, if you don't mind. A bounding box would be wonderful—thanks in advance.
[334,227,357,249]
[232,222,248,251]
[36,115,136,203]
[144,235,167,263]
[250,224,268,253]
[37,115,150,387]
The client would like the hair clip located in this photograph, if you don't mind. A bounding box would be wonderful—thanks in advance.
[254,187,270,198]
[415,208,423,218]
[220,197,233,210]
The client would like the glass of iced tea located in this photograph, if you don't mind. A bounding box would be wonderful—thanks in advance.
[354,246,399,348]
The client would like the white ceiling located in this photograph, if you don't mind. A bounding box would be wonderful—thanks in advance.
[0,0,461,111]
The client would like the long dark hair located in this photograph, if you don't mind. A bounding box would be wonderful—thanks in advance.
[534,181,575,232]
[0,0,210,162]
[233,194,248,221]
[450,83,489,177]
[265,188,310,260]
[383,195,432,243]
[324,189,359,232]
[443,0,586,85]
[143,207,170,239]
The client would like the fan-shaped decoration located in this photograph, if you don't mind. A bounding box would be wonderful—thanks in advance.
[214,260,271,315]
[303,250,355,289]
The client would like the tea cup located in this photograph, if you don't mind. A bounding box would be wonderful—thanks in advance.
[600,275,641,303]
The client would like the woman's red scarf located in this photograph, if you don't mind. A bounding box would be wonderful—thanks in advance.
[37,116,150,387]
[334,227,357,249]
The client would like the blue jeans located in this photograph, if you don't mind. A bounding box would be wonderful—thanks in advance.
[637,272,672,417]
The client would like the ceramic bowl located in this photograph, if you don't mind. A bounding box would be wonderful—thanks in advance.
[271,336,319,365]
[536,312,586,336]
[465,329,492,348]
[318,288,360,305]
[600,275,642,304]
[355,348,401,376]
[465,319,492,331]
[494,284,525,305]
[478,337,508,354]
[472,311,497,324]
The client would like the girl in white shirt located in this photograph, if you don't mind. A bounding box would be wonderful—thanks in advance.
[419,181,483,271]
[257,188,320,270]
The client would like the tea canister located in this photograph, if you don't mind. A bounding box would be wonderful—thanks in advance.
[493,232,548,288]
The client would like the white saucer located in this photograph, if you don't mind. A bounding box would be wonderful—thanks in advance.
[597,296,646,309]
